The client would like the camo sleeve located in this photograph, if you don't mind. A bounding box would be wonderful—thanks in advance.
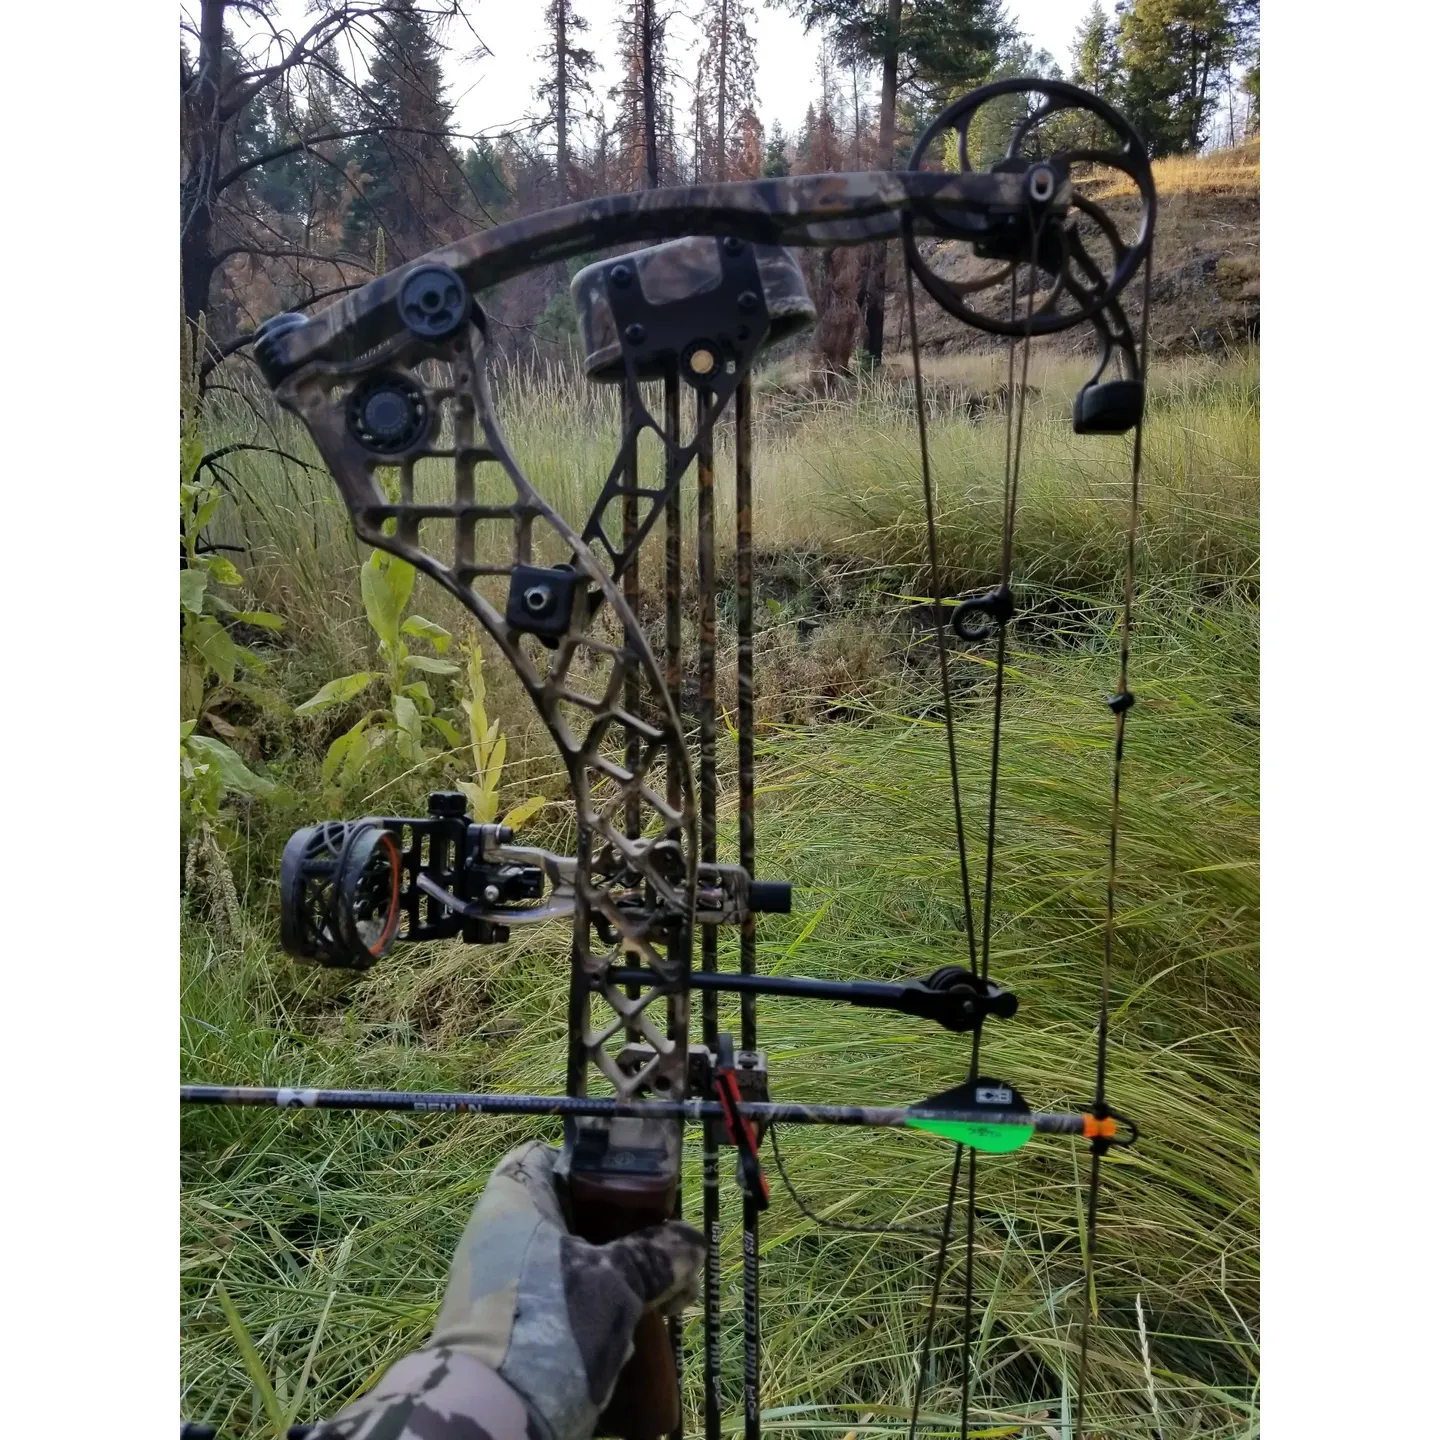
[303,1143,704,1440]
[306,1346,540,1440]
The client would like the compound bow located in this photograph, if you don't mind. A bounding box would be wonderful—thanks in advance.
[182,77,1155,1440]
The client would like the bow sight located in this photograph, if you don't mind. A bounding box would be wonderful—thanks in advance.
[279,786,791,959]
[280,789,1013,1036]
[186,75,1157,1440]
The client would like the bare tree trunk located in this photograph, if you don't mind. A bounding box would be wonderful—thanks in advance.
[716,0,729,181]
[555,4,569,201]
[692,57,706,181]
[859,0,902,362]
[641,0,659,188]
[1195,42,1213,151]
[851,62,861,168]
[181,0,226,319]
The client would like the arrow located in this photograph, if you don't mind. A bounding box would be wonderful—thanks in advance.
[179,1084,1133,1148]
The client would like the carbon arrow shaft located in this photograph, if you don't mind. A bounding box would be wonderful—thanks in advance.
[180,1084,1089,1134]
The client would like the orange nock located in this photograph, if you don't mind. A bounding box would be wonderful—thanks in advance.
[1083,1114,1118,1140]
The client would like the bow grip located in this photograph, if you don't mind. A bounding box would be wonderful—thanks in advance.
[563,1118,683,1440]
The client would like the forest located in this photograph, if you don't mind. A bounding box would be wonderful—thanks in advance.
[181,4,1260,1439]
[182,0,1258,364]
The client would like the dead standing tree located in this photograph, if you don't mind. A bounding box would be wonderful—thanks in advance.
[695,0,760,182]
[612,0,677,189]
[535,0,598,204]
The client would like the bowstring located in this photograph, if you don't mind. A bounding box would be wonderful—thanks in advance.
[1073,245,1153,1440]
[900,246,971,1440]
[900,196,1042,1440]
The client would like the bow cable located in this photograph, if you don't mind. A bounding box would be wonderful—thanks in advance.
[662,367,689,1440]
[956,249,1043,1440]
[1073,246,1153,1440]
[899,241,971,1440]
[902,204,1044,1440]
[734,374,763,1440]
[622,385,642,847]
[695,381,724,1440]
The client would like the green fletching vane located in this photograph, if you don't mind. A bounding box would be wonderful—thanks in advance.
[905,1078,1035,1155]
[905,1115,1034,1152]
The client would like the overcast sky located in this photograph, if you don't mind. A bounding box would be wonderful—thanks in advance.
[445,2,1106,139]
[231,2,1110,143]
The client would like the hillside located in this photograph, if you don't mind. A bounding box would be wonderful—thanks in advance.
[895,139,1259,359]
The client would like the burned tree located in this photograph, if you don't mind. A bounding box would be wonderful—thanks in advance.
[180,0,479,338]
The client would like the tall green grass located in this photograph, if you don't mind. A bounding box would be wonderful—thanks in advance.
[182,594,1257,1438]
[183,346,1258,1438]
[205,348,1256,663]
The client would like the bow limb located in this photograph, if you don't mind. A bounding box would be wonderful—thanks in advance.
[255,166,1119,383]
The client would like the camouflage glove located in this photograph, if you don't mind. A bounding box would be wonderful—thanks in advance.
[311,1140,704,1440]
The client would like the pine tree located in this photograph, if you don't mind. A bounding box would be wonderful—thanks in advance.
[1231,0,1259,138]
[590,106,613,194]
[763,119,791,177]
[266,40,359,235]
[1117,0,1237,154]
[612,0,675,189]
[844,58,871,168]
[962,37,1061,169]
[1071,1,1120,100]
[535,0,598,203]
[462,140,511,219]
[344,1,465,256]
[690,55,711,182]
[803,43,846,173]
[734,108,765,179]
[696,0,760,181]
[802,43,860,379]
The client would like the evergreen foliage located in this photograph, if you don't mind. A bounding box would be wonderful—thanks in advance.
[1116,0,1239,155]
[763,119,791,177]
[342,2,464,256]
[180,4,1259,365]
[782,0,1008,114]
[534,0,599,203]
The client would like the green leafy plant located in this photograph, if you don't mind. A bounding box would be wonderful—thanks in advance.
[180,314,282,836]
[457,644,546,830]
[297,548,462,792]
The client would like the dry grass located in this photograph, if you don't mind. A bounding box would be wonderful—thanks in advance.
[1087,139,1259,202]
[182,594,1258,1439]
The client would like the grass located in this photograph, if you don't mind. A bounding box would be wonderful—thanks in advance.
[1086,138,1259,201]
[183,345,1258,1438]
[206,346,1256,639]
[203,346,1256,792]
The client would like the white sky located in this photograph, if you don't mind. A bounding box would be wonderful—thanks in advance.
[449,1,1106,138]
[232,2,1110,145]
